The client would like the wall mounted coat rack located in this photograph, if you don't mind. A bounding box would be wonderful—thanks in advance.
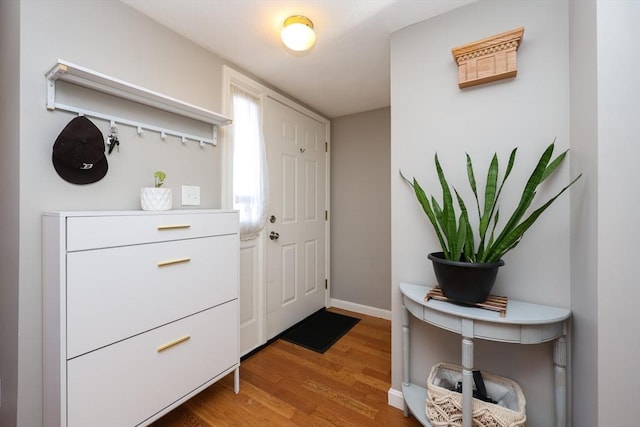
[46,60,232,146]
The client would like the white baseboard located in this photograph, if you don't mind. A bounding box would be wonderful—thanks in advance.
[329,298,391,320]
[388,387,404,410]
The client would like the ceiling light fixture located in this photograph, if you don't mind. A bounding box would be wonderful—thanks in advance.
[281,15,316,52]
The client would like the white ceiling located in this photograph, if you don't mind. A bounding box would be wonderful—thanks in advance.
[121,0,475,119]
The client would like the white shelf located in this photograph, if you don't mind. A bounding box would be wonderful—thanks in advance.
[45,60,232,146]
[402,383,432,426]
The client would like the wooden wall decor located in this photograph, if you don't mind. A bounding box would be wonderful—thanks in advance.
[452,27,524,89]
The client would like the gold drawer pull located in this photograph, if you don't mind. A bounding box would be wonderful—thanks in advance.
[157,335,191,353]
[157,257,191,267]
[157,224,191,230]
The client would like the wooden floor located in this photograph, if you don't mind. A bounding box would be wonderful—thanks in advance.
[151,308,421,426]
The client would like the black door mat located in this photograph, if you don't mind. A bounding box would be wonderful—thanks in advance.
[281,309,361,353]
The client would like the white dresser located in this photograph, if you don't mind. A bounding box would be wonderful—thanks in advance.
[43,210,240,427]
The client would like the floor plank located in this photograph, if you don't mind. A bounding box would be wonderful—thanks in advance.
[151,308,421,427]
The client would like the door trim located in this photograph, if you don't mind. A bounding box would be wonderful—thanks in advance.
[221,66,331,354]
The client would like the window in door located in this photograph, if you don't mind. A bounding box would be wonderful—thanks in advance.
[231,85,268,240]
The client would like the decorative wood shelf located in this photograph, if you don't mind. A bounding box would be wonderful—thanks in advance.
[451,27,524,89]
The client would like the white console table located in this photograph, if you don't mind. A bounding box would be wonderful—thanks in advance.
[400,282,571,427]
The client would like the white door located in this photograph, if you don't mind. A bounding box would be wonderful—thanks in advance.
[265,96,328,339]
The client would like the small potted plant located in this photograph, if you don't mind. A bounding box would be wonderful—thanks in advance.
[140,171,172,211]
[401,141,581,304]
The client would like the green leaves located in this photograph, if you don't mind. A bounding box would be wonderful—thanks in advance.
[154,170,167,188]
[401,141,581,263]
[399,170,448,255]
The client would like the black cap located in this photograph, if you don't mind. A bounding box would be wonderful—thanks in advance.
[52,116,108,185]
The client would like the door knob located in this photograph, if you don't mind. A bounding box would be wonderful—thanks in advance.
[269,231,280,241]
[269,215,277,223]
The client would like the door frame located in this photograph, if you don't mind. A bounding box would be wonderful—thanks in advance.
[221,66,331,355]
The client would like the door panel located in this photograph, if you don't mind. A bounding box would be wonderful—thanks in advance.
[266,97,327,339]
[305,159,318,219]
[304,240,317,294]
[282,243,297,305]
[239,240,263,355]
[282,154,297,222]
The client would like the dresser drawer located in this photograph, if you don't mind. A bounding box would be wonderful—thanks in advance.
[66,211,238,251]
[66,234,238,358]
[67,301,238,427]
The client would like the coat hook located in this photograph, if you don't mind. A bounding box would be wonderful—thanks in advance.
[137,126,144,135]
[300,148,306,153]
[161,131,166,140]
[199,140,205,148]
[181,136,187,145]
[107,122,119,154]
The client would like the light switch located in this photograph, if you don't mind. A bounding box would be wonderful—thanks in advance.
[181,185,200,206]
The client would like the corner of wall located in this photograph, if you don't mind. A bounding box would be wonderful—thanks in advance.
[0,1,21,426]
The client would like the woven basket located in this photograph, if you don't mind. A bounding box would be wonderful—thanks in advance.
[426,363,526,427]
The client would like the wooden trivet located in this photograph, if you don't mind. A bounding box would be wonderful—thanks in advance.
[425,287,508,317]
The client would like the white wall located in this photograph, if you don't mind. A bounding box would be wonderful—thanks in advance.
[0,1,21,426]
[568,0,599,424]
[391,1,572,425]
[331,107,391,311]
[570,1,640,422]
[593,0,640,422]
[7,2,328,425]
[11,1,233,425]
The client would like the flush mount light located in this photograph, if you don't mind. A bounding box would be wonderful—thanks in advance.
[281,15,316,52]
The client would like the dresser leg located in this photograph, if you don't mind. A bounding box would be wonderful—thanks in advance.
[234,366,240,394]
[554,335,567,427]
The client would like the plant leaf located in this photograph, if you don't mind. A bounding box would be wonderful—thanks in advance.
[431,197,451,258]
[399,170,449,257]
[494,148,517,202]
[431,196,442,216]
[466,153,481,220]
[479,154,499,243]
[435,154,457,259]
[484,143,556,261]
[455,188,475,262]
[541,149,568,182]
[414,180,449,256]
[453,212,467,262]
[485,208,499,253]
[483,173,582,262]
[477,148,516,257]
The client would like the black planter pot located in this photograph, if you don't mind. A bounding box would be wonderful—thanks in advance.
[428,252,505,304]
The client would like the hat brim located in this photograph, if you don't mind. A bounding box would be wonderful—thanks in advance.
[52,153,108,185]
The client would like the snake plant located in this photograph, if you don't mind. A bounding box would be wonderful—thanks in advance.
[401,141,581,263]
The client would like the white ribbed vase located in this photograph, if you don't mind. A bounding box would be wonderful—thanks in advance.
[140,187,172,211]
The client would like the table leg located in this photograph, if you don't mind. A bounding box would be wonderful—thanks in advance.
[462,337,474,427]
[554,335,567,427]
[402,305,410,417]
